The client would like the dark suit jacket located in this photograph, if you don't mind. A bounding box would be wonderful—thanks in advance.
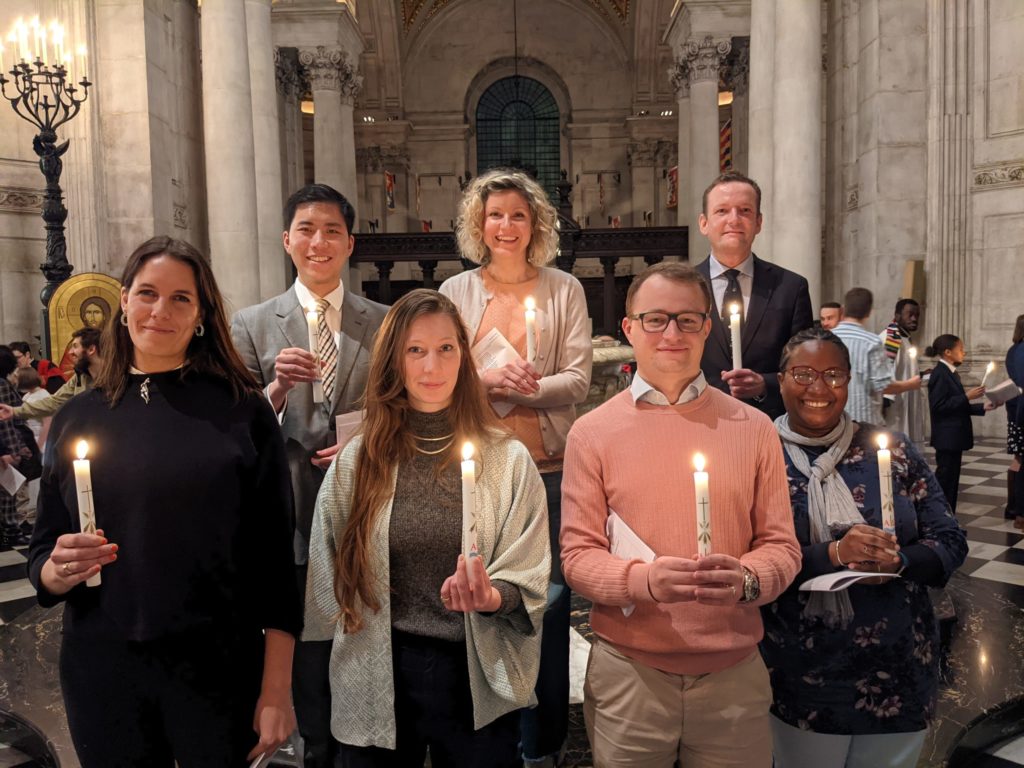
[695,255,814,420]
[928,362,984,451]
[231,287,388,563]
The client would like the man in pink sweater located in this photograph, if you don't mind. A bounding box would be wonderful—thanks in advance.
[561,262,800,767]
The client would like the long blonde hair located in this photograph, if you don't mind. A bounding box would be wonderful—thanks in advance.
[455,168,559,267]
[334,289,500,633]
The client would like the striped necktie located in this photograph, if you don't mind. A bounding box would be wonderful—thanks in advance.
[316,298,337,403]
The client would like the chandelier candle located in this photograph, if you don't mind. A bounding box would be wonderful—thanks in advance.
[305,306,325,404]
[73,440,101,587]
[693,453,711,556]
[729,304,742,371]
[461,442,477,565]
[524,296,537,362]
[876,434,896,534]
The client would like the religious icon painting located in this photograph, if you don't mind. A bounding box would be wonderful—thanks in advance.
[48,272,122,373]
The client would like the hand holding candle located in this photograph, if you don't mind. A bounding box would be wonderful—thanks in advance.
[693,453,712,556]
[73,440,101,587]
[876,434,896,534]
[305,306,325,404]
[461,442,477,562]
[729,304,742,371]
[524,296,537,362]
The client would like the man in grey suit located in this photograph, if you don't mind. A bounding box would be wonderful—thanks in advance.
[232,184,387,767]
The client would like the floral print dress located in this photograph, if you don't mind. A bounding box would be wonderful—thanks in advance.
[760,424,967,735]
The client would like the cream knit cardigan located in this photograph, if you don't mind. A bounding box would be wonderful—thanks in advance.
[303,433,551,749]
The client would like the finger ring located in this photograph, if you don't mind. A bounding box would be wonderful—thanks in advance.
[730,585,736,597]
[62,562,72,576]
[440,593,450,603]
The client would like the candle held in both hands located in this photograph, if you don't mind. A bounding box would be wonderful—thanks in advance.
[729,304,742,371]
[876,434,896,534]
[461,442,477,563]
[524,296,537,362]
[693,453,711,557]
[305,307,325,404]
[72,440,101,587]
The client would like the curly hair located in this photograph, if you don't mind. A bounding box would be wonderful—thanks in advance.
[455,169,559,267]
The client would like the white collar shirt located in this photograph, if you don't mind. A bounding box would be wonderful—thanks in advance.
[630,371,707,406]
[708,253,754,316]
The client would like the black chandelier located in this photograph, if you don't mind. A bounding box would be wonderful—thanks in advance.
[0,17,91,355]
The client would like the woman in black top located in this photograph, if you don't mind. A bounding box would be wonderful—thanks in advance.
[28,236,302,767]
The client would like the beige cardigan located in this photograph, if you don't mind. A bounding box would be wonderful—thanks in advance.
[440,267,593,459]
[303,434,551,749]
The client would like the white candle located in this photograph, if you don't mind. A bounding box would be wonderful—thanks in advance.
[73,440,101,587]
[876,434,895,534]
[693,453,711,556]
[76,43,86,79]
[524,296,537,362]
[908,346,917,361]
[461,442,477,560]
[729,303,742,371]
[981,361,995,388]
[305,306,325,404]
[17,20,29,62]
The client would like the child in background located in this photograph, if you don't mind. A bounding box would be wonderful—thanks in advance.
[926,334,999,512]
[15,367,49,524]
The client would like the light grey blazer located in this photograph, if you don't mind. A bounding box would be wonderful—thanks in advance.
[231,285,388,563]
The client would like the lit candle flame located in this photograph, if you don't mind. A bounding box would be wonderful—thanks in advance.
[693,453,706,473]
[876,434,888,451]
[524,296,536,312]
[305,306,317,321]
[986,361,995,374]
[908,346,917,359]
[75,439,89,460]
[462,441,474,462]
[729,303,740,316]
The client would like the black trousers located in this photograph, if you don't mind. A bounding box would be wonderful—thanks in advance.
[935,449,963,513]
[336,630,520,768]
[294,564,339,768]
[60,627,263,768]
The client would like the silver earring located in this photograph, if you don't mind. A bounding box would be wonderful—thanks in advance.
[194,324,205,337]
[120,313,128,326]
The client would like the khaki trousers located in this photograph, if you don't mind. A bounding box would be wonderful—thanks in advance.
[583,639,772,768]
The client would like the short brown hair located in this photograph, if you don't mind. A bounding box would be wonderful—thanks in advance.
[625,262,712,315]
[702,171,762,216]
[842,287,873,320]
[15,367,41,391]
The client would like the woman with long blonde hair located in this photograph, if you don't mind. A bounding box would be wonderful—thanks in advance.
[441,168,592,765]
[304,289,550,767]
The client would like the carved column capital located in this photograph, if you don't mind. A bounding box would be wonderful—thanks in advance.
[274,47,303,99]
[298,45,363,104]
[684,36,732,85]
[627,140,660,168]
[357,144,411,173]
[668,58,690,99]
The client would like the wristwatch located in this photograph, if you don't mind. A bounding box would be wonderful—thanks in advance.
[739,567,761,603]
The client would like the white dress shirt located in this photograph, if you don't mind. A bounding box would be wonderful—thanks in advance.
[708,253,754,316]
[294,279,344,350]
[630,371,707,406]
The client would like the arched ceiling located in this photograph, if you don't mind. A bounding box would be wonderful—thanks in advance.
[397,0,632,38]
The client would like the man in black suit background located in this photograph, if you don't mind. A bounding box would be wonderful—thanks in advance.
[694,172,814,420]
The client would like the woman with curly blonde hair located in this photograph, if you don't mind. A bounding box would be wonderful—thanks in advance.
[441,168,592,765]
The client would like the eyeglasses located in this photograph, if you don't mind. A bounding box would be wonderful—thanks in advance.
[784,366,851,388]
[628,311,708,334]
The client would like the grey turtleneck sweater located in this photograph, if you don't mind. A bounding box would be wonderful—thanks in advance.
[388,409,521,641]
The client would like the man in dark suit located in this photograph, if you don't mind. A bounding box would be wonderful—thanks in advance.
[231,184,388,767]
[694,172,814,420]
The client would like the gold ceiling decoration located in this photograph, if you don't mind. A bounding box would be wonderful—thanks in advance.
[401,0,630,34]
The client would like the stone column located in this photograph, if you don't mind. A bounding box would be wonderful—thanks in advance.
[686,36,731,264]
[669,59,692,236]
[627,140,658,228]
[275,48,305,197]
[201,0,260,314]
[772,0,822,307]
[729,42,750,175]
[298,46,362,203]
[246,0,287,300]
[747,0,775,263]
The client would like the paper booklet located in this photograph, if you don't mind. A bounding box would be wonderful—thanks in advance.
[606,509,656,616]
[335,410,364,449]
[799,569,901,592]
[985,378,1022,407]
[471,327,519,418]
[0,463,26,496]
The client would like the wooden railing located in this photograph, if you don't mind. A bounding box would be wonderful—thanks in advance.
[351,223,688,334]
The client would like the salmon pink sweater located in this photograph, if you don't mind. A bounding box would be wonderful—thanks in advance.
[561,386,800,675]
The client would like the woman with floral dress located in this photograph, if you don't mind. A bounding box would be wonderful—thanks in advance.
[761,326,967,768]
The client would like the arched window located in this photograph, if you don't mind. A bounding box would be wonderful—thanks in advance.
[476,76,560,199]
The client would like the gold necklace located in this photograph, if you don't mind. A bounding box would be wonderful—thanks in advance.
[412,432,454,456]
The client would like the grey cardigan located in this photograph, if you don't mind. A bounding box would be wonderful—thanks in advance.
[440,267,593,459]
[303,434,551,748]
